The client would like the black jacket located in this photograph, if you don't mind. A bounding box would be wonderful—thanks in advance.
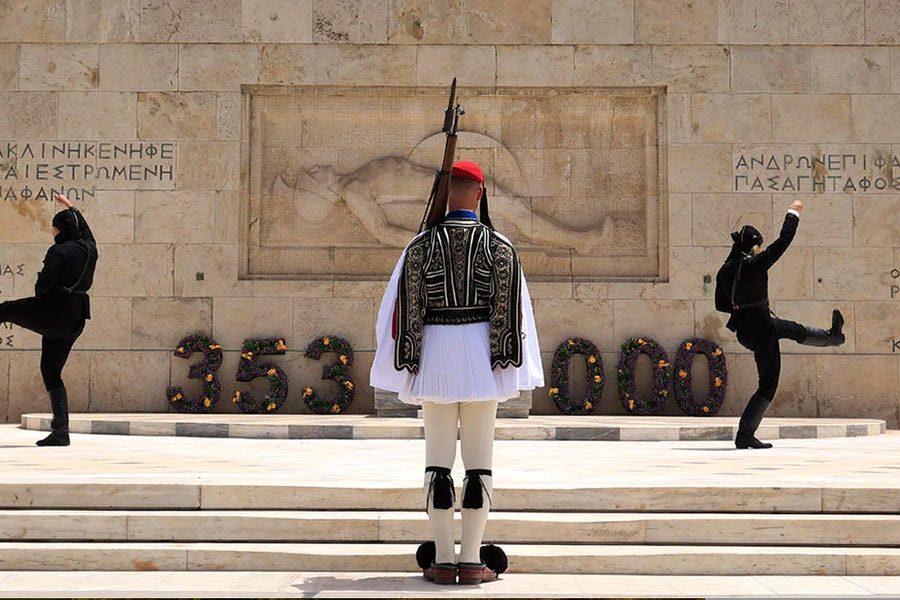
[35,208,98,321]
[716,212,799,333]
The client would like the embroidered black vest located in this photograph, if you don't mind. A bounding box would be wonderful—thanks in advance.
[394,218,523,373]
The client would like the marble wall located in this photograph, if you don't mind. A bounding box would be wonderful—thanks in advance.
[1,0,898,426]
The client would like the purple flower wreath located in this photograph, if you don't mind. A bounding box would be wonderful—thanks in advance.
[549,337,604,415]
[302,335,355,414]
[617,336,671,416]
[673,337,727,416]
[166,333,223,414]
[232,338,289,414]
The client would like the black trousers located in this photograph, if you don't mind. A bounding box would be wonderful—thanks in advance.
[0,297,85,391]
[736,317,805,402]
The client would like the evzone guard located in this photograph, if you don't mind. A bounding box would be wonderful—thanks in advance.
[371,81,543,585]
[716,199,845,449]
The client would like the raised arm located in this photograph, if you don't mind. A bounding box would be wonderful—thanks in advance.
[749,200,802,271]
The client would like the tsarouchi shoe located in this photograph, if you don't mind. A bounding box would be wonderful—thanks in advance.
[423,562,457,585]
[457,562,498,585]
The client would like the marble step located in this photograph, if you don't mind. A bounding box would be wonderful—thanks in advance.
[1,542,900,575]
[3,482,898,513]
[20,413,887,442]
[2,510,900,546]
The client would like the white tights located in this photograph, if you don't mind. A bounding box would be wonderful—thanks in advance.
[422,400,498,565]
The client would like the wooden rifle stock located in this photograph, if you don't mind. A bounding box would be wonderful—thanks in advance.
[420,78,463,232]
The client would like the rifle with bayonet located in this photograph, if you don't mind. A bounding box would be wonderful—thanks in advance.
[419,78,465,232]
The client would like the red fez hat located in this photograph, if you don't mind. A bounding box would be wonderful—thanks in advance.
[451,160,484,184]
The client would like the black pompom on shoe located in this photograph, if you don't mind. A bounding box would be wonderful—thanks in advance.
[480,544,508,575]
[416,541,436,569]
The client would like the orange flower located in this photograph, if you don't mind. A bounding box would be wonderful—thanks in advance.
[344,381,354,390]
[679,370,688,379]
[267,368,277,376]
[548,387,559,396]
[567,339,575,345]
[203,398,211,407]
[275,340,287,351]
[713,349,722,356]
[339,355,348,365]
[714,377,722,387]
[177,347,185,354]
[332,404,341,413]
[685,342,693,351]
[593,375,602,383]
[658,360,669,368]
[323,337,331,345]
[637,338,646,345]
[205,373,214,383]
[628,399,635,410]
[303,387,313,397]
[584,401,592,410]
[702,406,710,413]
[588,355,596,364]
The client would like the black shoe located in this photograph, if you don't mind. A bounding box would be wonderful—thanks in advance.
[36,429,70,447]
[735,433,772,449]
[830,309,844,339]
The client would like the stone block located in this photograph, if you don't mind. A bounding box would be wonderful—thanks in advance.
[788,0,865,44]
[293,297,375,352]
[0,203,53,246]
[716,0,788,44]
[176,142,240,191]
[90,243,173,297]
[135,191,215,243]
[853,196,900,247]
[313,0,388,43]
[666,94,691,144]
[551,0,634,44]
[65,0,140,42]
[810,47,890,94]
[868,0,900,43]
[852,95,900,143]
[214,190,240,244]
[138,0,241,43]
[7,351,89,422]
[337,45,416,85]
[816,355,899,426]
[178,44,259,92]
[258,44,340,85]
[98,44,177,91]
[497,46,573,87]
[243,0,312,42]
[732,46,810,92]
[853,302,900,355]
[775,195,852,247]
[388,0,466,44]
[815,248,895,300]
[691,193,772,247]
[467,0,550,44]
[0,92,57,138]
[0,0,65,42]
[667,193,692,246]
[772,95,851,143]
[212,297,292,351]
[174,244,251,298]
[0,352,8,423]
[415,45,495,87]
[89,350,170,411]
[58,92,136,139]
[133,297,213,350]
[651,46,730,93]
[532,297,615,353]
[19,44,98,90]
[636,0,716,44]
[0,44,17,90]
[77,296,133,349]
[574,46,650,86]
[216,93,240,141]
[669,144,731,193]
[767,247,814,300]
[374,389,417,417]
[691,94,770,144]
[137,92,216,141]
[614,299,695,350]
[81,191,135,244]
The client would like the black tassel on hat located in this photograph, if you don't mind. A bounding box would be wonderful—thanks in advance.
[479,186,494,229]
[462,469,492,509]
[425,466,454,510]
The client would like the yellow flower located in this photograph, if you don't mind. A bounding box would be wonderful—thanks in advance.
[679,370,688,379]
[637,338,645,345]
[685,342,693,351]
[275,340,287,351]
[714,377,722,387]
[588,355,596,364]
[344,381,354,390]
[208,344,221,350]
[628,399,635,410]
[203,397,211,407]
[548,387,559,396]
[267,368,277,376]
[332,404,341,413]
[267,403,276,411]
[658,360,669,368]
[703,406,710,413]
[205,373,213,383]
[303,387,313,397]
[170,395,177,403]
[659,389,668,396]
[323,337,331,345]
[593,375,602,383]
[241,352,254,361]
[177,347,185,354]
[339,355,348,365]
[584,401,592,410]
[713,349,723,357]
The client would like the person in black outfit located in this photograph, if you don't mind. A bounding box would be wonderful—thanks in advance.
[716,199,844,449]
[0,193,98,446]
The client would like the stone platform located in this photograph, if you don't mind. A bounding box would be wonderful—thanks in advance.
[20,413,887,442]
